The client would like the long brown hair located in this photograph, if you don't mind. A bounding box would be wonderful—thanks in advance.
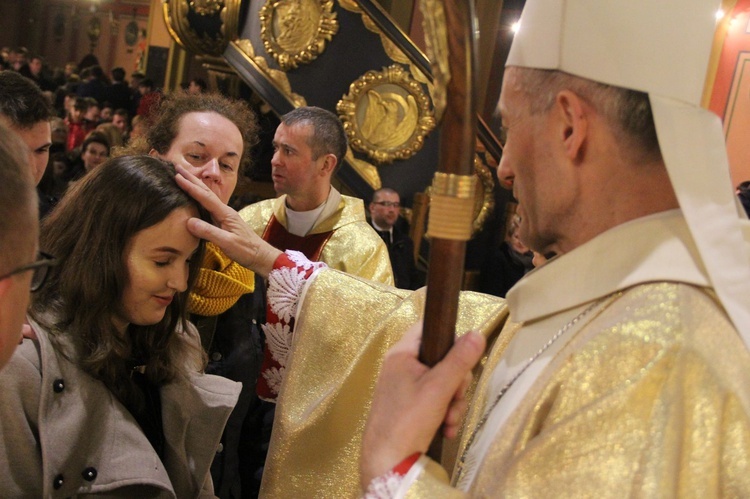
[31,155,207,408]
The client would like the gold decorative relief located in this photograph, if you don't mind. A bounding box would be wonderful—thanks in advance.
[337,65,435,164]
[337,1,439,120]
[471,153,495,234]
[259,0,339,71]
[163,0,241,57]
[234,40,307,107]
[339,0,414,66]
[419,0,449,121]
[189,0,223,16]
[344,150,382,190]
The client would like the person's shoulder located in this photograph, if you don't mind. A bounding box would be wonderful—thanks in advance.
[239,198,277,224]
[0,336,43,402]
[593,281,750,377]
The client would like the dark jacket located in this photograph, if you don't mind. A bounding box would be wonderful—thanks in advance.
[372,223,423,290]
[192,274,266,498]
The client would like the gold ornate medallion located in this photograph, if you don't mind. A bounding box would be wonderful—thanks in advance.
[259,0,339,71]
[337,65,436,164]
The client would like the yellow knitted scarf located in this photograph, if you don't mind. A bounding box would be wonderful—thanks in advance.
[188,242,255,316]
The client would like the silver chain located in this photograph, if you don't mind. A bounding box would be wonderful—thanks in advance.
[454,292,619,486]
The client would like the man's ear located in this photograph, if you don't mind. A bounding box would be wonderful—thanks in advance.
[555,90,588,161]
[320,153,337,175]
[148,148,159,158]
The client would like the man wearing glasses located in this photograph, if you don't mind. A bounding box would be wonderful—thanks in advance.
[0,126,55,370]
[369,188,422,290]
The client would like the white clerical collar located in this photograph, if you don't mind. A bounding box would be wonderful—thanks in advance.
[507,210,710,323]
[284,187,341,236]
[371,221,392,233]
[286,203,326,237]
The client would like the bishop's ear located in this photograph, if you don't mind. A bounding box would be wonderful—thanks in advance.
[555,90,588,161]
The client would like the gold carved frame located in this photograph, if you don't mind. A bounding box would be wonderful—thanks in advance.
[337,64,436,164]
[163,0,242,56]
[259,0,339,71]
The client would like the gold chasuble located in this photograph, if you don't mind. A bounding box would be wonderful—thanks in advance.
[261,212,750,497]
[401,212,750,497]
[240,191,394,285]
[260,269,508,498]
[241,189,394,401]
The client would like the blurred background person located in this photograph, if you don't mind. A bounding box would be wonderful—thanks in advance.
[0,70,54,185]
[479,214,534,298]
[368,187,422,289]
[187,77,207,95]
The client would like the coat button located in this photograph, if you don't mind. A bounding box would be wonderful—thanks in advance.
[52,379,65,393]
[81,467,98,481]
[211,352,222,362]
[216,442,224,454]
[53,474,64,489]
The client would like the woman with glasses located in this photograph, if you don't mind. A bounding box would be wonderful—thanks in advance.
[0,155,240,497]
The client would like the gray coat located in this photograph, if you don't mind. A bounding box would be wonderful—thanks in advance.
[0,317,241,498]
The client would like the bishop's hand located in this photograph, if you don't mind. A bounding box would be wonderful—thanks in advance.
[174,164,282,277]
[360,322,485,488]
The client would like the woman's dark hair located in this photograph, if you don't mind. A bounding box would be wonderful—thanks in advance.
[31,155,207,409]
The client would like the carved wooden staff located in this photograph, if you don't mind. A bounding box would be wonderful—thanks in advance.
[419,0,479,461]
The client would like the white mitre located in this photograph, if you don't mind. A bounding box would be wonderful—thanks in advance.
[507,0,750,349]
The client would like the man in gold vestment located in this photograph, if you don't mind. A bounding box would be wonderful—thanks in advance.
[176,0,750,496]
[238,106,392,403]
[238,106,392,286]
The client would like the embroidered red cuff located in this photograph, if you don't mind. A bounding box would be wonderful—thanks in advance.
[362,452,422,499]
[257,250,327,401]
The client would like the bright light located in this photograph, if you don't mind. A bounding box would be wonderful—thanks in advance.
[511,21,521,33]
[716,9,725,21]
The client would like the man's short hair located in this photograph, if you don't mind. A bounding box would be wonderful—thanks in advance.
[514,68,661,165]
[73,97,90,112]
[0,122,36,273]
[372,187,399,203]
[281,106,348,168]
[111,67,125,82]
[0,70,54,129]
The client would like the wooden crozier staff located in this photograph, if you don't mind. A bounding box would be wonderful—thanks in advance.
[419,0,479,461]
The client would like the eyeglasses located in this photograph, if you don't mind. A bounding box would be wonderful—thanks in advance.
[373,201,400,208]
[0,252,58,292]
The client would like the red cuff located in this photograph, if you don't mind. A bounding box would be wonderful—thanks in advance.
[272,251,298,271]
[392,452,422,475]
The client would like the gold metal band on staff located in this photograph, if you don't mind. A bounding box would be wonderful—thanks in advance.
[427,172,477,241]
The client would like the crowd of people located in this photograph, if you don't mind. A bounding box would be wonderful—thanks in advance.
[1,0,750,497]
[0,49,212,220]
